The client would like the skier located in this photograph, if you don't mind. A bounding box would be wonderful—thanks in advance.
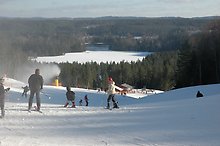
[28,69,44,112]
[64,86,76,108]
[196,91,203,98]
[106,77,119,109]
[0,78,10,118]
[22,85,29,98]
[84,94,88,106]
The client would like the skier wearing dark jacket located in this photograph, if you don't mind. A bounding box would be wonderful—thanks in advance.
[28,69,43,111]
[196,91,203,98]
[64,87,76,108]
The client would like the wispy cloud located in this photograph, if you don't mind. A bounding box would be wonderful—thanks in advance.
[0,0,219,18]
[0,0,17,4]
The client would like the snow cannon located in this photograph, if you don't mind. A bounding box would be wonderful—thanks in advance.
[55,78,59,86]
[53,76,62,87]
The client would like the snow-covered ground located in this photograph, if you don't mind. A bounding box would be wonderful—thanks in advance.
[34,51,151,63]
[1,78,220,146]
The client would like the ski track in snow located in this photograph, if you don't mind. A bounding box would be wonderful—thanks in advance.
[2,103,145,146]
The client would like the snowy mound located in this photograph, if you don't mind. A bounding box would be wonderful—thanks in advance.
[139,83,220,103]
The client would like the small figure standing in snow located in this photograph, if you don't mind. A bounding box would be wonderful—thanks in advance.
[196,91,204,98]
[84,94,89,106]
[106,77,119,109]
[79,99,83,106]
[22,85,29,98]
[28,69,44,111]
[64,87,76,108]
[0,78,10,118]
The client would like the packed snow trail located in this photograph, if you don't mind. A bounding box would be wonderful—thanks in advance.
[1,94,220,146]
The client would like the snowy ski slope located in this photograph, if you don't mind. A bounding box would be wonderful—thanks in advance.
[1,78,220,146]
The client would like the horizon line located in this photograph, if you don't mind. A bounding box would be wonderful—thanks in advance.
[0,15,220,20]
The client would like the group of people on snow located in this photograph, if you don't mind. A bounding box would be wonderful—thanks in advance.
[0,68,44,117]
[1,67,206,119]
[0,68,120,118]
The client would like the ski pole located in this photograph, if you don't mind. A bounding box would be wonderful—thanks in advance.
[40,91,52,99]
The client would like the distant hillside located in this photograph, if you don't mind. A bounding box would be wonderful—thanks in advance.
[0,16,219,56]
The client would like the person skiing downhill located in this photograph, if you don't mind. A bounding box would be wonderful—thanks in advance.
[64,86,76,108]
[0,78,10,118]
[28,69,44,112]
[106,77,119,109]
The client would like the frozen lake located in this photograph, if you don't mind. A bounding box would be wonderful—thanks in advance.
[34,50,151,64]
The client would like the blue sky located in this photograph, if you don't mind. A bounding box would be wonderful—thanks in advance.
[0,0,219,18]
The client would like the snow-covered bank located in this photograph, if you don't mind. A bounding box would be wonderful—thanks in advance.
[139,83,220,103]
[34,50,151,63]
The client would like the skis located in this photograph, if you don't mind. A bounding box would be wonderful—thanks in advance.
[104,106,119,110]
[28,110,42,113]
[104,107,112,110]
[28,109,43,113]
[34,106,43,113]
[27,106,43,113]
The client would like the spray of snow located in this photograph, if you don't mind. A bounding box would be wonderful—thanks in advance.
[14,63,61,85]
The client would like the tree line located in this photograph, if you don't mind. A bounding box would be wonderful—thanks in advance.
[59,51,177,91]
